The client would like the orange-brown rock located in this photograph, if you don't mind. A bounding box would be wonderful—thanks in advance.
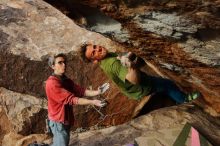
[0,0,220,145]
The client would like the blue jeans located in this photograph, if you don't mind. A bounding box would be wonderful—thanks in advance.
[150,76,186,103]
[49,120,70,146]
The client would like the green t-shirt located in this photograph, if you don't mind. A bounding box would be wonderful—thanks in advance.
[99,53,152,100]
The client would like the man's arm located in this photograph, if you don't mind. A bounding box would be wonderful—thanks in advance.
[46,79,103,107]
[85,82,110,96]
[77,98,102,106]
[117,52,141,85]
[85,89,100,97]
[126,67,141,85]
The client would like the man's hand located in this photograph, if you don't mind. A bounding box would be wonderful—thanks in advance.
[85,83,109,97]
[98,83,110,94]
[117,52,141,84]
[117,52,137,68]
[92,100,107,107]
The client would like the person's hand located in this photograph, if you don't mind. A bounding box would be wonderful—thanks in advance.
[117,52,133,67]
[98,83,110,94]
[92,100,107,107]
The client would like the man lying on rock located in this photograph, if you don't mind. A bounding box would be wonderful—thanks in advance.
[79,43,200,115]
[45,53,109,146]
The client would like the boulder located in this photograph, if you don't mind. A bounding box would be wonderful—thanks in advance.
[0,0,220,145]
[0,87,47,135]
[0,0,146,140]
[2,132,51,146]
[69,105,220,146]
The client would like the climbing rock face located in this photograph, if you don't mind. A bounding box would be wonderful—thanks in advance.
[65,0,220,113]
[0,0,119,97]
[0,0,138,144]
[0,0,220,145]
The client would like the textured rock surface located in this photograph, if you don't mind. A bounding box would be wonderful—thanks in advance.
[53,0,220,113]
[0,106,12,146]
[69,105,220,146]
[133,12,200,39]
[0,0,143,144]
[0,0,118,100]
[0,0,220,145]
[0,87,47,134]
[2,132,51,146]
[0,0,117,60]
[2,105,219,146]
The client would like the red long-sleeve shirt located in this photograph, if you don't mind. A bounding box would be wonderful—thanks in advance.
[45,75,85,125]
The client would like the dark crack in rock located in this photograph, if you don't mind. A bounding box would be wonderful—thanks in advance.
[159,61,183,73]
[0,29,10,51]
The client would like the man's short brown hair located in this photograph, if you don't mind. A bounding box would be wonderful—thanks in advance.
[48,53,67,67]
[79,43,90,62]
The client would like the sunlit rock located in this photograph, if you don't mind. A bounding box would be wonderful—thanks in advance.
[0,0,220,145]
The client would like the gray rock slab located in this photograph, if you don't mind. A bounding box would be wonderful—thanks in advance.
[133,12,201,39]
[0,0,118,61]
[179,37,220,66]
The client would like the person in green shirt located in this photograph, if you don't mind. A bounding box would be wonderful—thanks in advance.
[79,43,200,103]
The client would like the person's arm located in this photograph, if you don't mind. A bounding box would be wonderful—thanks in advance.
[46,79,103,107]
[85,82,110,97]
[72,81,109,97]
[84,89,100,97]
[77,98,102,106]
[126,67,141,85]
[117,52,141,85]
